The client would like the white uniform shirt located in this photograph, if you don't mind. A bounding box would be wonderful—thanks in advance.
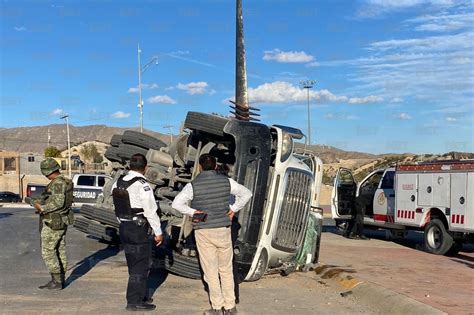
[111,170,162,236]
[172,177,252,217]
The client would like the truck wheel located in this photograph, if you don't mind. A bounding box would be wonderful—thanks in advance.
[117,143,149,161]
[424,218,454,255]
[104,146,122,163]
[121,130,166,150]
[110,134,123,147]
[153,249,202,279]
[183,112,228,136]
[446,242,462,256]
[80,204,119,228]
[246,249,268,281]
[73,216,120,244]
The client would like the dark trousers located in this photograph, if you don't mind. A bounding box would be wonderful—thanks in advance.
[119,221,152,305]
[346,197,366,237]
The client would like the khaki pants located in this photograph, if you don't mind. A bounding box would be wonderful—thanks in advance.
[195,227,235,310]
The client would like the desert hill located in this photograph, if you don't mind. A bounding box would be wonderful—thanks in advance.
[0,124,169,154]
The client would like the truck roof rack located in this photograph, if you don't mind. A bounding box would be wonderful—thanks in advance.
[397,160,474,171]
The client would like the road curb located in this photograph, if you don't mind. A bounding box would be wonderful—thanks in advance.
[314,264,446,315]
[0,203,33,209]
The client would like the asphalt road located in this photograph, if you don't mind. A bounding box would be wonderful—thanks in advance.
[0,206,378,314]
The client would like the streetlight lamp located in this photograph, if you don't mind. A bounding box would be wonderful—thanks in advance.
[137,43,158,132]
[299,80,316,146]
[60,114,72,178]
[163,125,174,144]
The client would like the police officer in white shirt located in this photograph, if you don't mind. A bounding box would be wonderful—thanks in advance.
[112,153,162,312]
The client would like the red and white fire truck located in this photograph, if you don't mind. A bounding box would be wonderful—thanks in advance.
[331,160,474,255]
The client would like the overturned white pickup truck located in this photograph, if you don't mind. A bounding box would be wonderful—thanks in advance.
[75,117,324,281]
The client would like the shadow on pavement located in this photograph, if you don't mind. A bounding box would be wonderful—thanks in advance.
[145,268,169,300]
[65,244,120,288]
[450,255,474,269]
[0,213,13,219]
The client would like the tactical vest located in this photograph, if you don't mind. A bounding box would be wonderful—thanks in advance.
[191,170,231,229]
[112,176,144,219]
[49,175,74,215]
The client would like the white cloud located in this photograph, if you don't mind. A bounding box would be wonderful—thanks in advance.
[446,116,457,122]
[339,15,474,106]
[357,0,455,18]
[348,95,384,104]
[263,49,314,63]
[324,113,359,120]
[450,57,471,64]
[14,26,27,32]
[50,108,64,116]
[306,61,320,68]
[176,81,211,95]
[127,83,159,93]
[226,81,382,105]
[390,97,404,103]
[146,95,177,104]
[111,111,130,119]
[406,12,474,32]
[395,112,413,120]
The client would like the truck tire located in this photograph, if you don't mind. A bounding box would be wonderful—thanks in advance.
[104,146,122,163]
[183,112,228,136]
[74,216,120,244]
[121,131,166,150]
[117,143,149,161]
[424,218,454,255]
[246,249,268,281]
[446,242,462,256]
[80,204,119,228]
[110,134,123,147]
[153,249,201,279]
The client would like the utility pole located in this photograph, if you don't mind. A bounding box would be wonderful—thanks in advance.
[60,115,71,178]
[163,125,174,144]
[137,43,158,133]
[47,128,51,147]
[299,80,316,146]
[137,43,143,132]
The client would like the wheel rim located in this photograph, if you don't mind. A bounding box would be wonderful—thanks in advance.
[427,225,442,249]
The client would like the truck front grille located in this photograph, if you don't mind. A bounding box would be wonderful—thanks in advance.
[273,170,312,252]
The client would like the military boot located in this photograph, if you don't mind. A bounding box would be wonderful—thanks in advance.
[38,273,63,290]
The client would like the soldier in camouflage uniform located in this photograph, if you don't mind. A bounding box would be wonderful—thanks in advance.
[33,158,74,290]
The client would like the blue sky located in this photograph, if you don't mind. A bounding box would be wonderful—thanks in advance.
[1,0,473,154]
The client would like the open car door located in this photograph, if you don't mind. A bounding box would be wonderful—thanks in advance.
[331,167,356,220]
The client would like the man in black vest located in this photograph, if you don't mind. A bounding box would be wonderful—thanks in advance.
[172,154,252,315]
[112,153,163,311]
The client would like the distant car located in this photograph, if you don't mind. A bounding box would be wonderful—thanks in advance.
[0,192,21,203]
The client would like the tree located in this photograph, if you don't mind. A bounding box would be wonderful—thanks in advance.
[81,143,103,163]
[44,146,62,158]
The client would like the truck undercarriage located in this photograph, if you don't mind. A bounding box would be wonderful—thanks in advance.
[74,112,323,281]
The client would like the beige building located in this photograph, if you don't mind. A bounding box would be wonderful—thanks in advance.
[0,151,49,198]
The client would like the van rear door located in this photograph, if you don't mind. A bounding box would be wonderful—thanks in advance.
[331,168,356,219]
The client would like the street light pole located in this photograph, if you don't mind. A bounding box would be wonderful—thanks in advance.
[299,80,316,146]
[137,43,143,133]
[60,114,71,178]
[137,43,158,133]
[163,125,174,144]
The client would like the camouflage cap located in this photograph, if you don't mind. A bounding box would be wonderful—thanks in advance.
[40,158,60,176]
